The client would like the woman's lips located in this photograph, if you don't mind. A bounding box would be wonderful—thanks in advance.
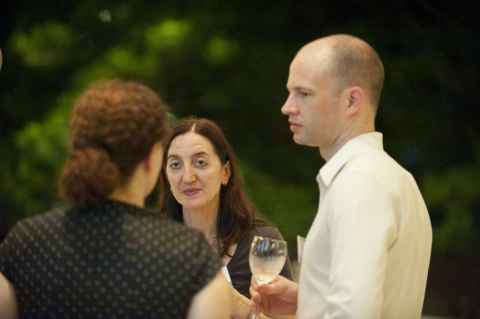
[183,188,201,197]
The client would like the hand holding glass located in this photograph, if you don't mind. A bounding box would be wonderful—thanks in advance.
[249,236,287,318]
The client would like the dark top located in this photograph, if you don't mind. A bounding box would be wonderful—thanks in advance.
[227,224,292,298]
[0,201,221,319]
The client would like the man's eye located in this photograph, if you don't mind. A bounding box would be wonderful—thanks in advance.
[299,91,310,97]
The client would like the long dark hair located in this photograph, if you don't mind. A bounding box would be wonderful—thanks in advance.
[59,80,170,205]
[159,117,256,256]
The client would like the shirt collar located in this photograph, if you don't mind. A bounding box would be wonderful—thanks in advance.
[316,132,384,187]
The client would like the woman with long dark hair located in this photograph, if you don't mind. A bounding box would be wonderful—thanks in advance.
[159,117,292,302]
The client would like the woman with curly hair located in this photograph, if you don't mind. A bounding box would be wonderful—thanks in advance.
[0,80,231,319]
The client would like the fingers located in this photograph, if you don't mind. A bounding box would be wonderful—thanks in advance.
[251,276,259,290]
[249,285,261,314]
[250,275,288,315]
[248,275,298,317]
[255,275,282,294]
[250,276,279,316]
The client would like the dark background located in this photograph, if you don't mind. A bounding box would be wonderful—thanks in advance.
[1,1,479,317]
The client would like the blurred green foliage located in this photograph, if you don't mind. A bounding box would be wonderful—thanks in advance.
[1,1,479,315]
[13,22,74,67]
[0,0,478,257]
[423,143,480,253]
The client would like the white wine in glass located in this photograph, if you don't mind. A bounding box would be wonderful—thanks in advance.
[249,236,287,319]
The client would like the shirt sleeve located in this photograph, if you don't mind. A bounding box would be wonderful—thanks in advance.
[325,170,398,319]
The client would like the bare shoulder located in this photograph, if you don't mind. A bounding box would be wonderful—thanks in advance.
[0,273,18,319]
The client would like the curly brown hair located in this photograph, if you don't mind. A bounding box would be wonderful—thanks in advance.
[159,117,256,256]
[59,80,170,205]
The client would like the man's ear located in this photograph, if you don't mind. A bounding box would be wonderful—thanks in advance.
[345,86,363,116]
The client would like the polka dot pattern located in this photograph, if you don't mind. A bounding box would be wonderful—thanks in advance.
[0,201,221,318]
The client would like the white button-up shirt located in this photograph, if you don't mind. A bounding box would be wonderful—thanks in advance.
[297,132,432,319]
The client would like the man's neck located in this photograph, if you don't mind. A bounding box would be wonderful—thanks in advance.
[321,124,375,161]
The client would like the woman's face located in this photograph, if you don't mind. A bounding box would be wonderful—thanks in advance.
[166,131,230,214]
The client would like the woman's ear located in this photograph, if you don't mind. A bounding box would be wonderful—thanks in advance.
[222,161,231,185]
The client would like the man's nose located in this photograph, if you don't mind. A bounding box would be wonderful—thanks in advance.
[281,94,296,115]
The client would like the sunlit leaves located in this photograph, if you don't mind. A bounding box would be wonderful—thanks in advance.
[98,10,112,23]
[423,151,480,253]
[145,19,191,51]
[205,36,238,65]
[1,1,478,259]
[12,22,74,67]
[240,161,317,245]
[10,90,75,215]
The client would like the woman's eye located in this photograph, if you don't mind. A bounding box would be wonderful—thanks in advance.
[168,160,181,169]
[194,159,208,168]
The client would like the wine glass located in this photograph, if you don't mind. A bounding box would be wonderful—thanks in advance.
[249,236,287,318]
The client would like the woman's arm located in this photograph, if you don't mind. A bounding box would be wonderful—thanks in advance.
[0,273,18,319]
[187,270,232,319]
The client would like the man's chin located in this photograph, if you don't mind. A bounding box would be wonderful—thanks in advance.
[292,135,317,147]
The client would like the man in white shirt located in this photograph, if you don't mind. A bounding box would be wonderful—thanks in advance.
[250,34,432,319]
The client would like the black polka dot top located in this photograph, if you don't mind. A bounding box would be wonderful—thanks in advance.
[0,200,221,319]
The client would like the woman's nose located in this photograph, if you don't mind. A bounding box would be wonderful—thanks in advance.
[182,166,197,183]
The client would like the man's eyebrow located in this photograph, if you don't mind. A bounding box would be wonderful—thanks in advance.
[288,85,313,92]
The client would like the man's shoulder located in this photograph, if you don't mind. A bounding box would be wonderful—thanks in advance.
[329,149,418,198]
[346,148,412,180]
